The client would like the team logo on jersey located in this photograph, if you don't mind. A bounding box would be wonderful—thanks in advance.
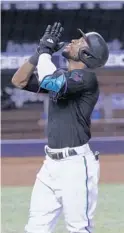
[71,72,83,82]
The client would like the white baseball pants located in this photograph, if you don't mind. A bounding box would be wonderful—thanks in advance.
[25,143,100,233]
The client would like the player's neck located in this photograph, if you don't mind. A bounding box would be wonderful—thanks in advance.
[67,60,86,71]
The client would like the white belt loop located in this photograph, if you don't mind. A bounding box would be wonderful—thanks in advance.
[65,147,69,157]
[62,147,68,158]
[44,145,48,155]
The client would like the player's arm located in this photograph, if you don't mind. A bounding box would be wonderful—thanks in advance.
[11,59,50,93]
[11,22,64,93]
[39,70,97,98]
[23,53,57,93]
[12,52,57,93]
[11,60,36,89]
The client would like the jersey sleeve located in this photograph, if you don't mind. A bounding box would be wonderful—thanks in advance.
[38,69,98,101]
[65,70,98,94]
[39,69,66,93]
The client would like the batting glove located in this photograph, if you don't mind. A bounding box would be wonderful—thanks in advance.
[29,22,64,66]
[38,22,64,55]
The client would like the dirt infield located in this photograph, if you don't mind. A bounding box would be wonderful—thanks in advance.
[1,155,124,186]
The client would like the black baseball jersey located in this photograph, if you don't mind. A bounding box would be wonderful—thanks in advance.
[24,69,99,148]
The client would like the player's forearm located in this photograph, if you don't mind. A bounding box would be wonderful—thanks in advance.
[11,51,40,88]
[11,61,36,88]
[37,54,57,82]
[11,53,57,92]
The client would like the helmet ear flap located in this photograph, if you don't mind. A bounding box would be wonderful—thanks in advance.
[78,47,97,68]
[78,47,92,62]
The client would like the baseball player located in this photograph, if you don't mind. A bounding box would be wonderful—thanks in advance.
[12,22,109,233]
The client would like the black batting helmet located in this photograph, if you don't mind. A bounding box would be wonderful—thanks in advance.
[77,29,109,69]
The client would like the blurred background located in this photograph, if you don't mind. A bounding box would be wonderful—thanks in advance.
[1,0,124,155]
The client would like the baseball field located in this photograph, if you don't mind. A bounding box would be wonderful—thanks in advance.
[2,155,124,233]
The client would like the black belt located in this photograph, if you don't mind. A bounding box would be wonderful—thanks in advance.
[46,148,77,160]
[46,147,99,161]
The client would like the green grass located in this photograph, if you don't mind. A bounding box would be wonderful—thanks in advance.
[1,185,124,233]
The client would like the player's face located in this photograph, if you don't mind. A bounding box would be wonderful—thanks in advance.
[62,37,88,59]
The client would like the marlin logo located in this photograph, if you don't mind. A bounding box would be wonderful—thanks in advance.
[47,38,54,43]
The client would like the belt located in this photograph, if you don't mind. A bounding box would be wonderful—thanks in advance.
[45,147,99,161]
[46,147,77,160]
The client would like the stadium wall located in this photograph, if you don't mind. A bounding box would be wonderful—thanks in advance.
[1,137,124,157]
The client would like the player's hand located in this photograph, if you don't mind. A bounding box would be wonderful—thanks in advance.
[29,22,64,66]
[38,22,64,55]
